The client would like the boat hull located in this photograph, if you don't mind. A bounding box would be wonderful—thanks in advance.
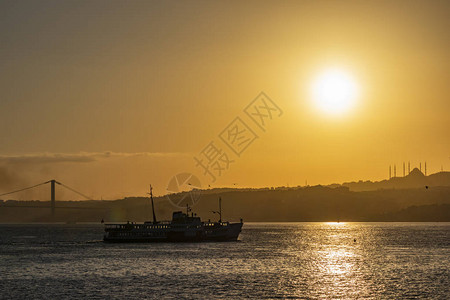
[204,222,243,241]
[103,221,243,243]
[103,236,203,243]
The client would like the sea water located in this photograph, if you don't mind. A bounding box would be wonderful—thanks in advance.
[1,223,449,299]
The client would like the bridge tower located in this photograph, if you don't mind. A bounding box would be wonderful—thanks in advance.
[51,180,56,218]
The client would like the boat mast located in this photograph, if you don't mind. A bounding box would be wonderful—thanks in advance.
[148,184,157,224]
[212,197,222,222]
[186,203,191,216]
[219,197,222,222]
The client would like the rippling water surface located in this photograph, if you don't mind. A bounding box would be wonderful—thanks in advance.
[1,223,449,299]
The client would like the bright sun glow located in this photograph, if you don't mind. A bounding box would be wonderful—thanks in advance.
[311,68,359,116]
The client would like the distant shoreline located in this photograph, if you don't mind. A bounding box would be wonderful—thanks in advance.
[2,184,449,223]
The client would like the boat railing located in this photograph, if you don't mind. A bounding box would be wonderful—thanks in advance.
[105,223,172,230]
[203,221,229,227]
[143,221,171,225]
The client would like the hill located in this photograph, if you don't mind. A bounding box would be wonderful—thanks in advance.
[329,169,450,191]
[1,185,449,222]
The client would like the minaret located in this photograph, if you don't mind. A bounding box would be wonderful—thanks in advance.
[420,162,422,172]
[389,165,392,179]
[408,161,411,174]
[403,162,406,177]
[394,165,396,178]
[425,162,427,176]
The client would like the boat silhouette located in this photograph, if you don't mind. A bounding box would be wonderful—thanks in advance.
[103,185,243,242]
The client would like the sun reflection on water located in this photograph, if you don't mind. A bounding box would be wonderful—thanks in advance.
[320,223,357,276]
[324,221,346,226]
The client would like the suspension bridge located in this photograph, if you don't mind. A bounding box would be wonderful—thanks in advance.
[0,180,105,219]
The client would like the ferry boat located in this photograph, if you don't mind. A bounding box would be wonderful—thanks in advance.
[103,186,243,243]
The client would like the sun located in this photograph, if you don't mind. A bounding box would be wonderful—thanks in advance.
[311,68,359,116]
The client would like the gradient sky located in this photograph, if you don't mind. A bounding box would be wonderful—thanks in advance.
[1,0,449,199]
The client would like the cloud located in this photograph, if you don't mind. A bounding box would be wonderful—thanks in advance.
[0,152,190,165]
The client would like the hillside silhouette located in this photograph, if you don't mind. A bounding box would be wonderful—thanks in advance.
[1,169,449,222]
[328,169,450,191]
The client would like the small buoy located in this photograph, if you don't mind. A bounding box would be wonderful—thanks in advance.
[354,239,356,243]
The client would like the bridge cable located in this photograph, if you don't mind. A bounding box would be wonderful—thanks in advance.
[57,182,93,201]
[0,181,50,197]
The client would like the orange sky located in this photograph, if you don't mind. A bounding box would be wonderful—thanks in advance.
[0,1,449,199]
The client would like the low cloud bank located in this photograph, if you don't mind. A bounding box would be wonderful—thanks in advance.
[0,151,190,164]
